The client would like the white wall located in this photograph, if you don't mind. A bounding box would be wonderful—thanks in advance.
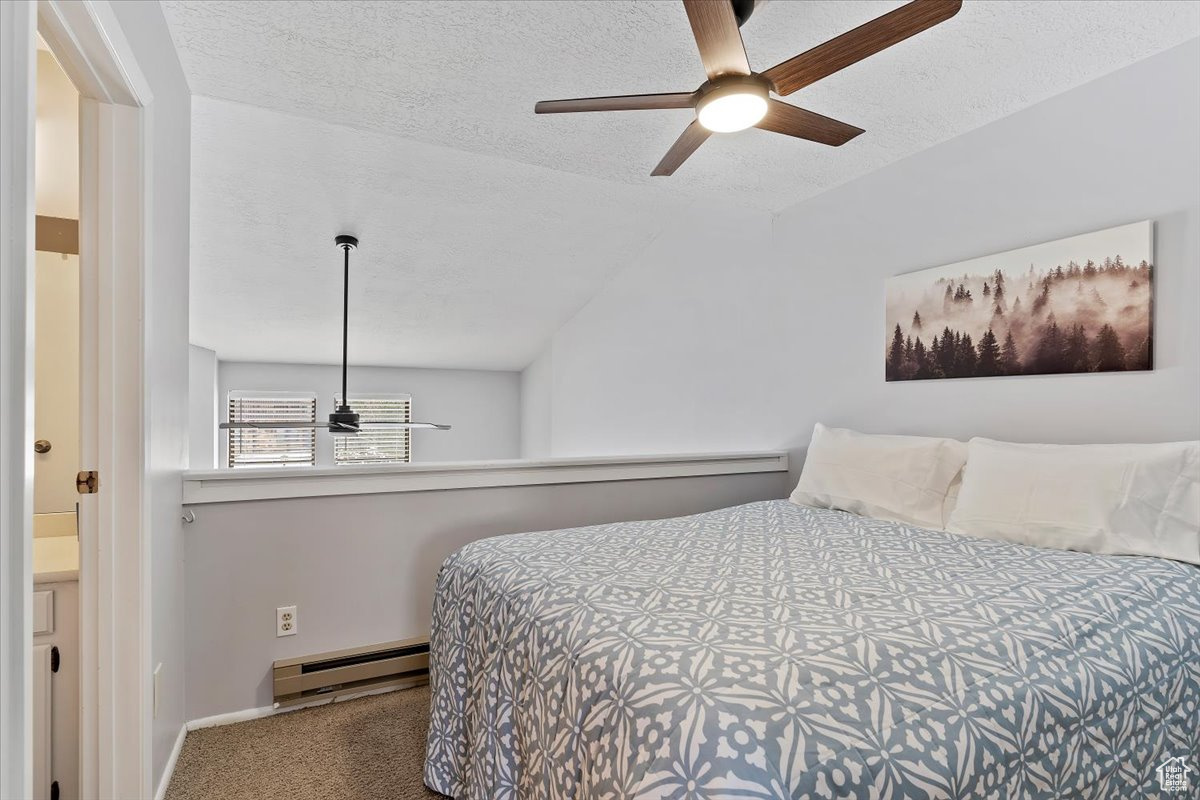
[34,48,77,219]
[519,348,551,457]
[525,40,1200,477]
[188,345,216,469]
[540,202,781,458]
[33,253,79,515]
[33,44,79,518]
[218,361,520,464]
[107,0,192,789]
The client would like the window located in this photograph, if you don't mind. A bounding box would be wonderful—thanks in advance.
[226,393,317,468]
[334,394,412,465]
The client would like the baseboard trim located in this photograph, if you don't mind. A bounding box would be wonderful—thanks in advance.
[186,705,274,731]
[186,683,411,732]
[154,724,187,800]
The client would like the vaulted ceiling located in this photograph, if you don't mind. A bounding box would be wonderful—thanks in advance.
[164,0,1199,369]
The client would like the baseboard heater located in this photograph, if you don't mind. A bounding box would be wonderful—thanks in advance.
[272,635,429,708]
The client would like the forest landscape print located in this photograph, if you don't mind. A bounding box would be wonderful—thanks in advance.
[885,221,1153,381]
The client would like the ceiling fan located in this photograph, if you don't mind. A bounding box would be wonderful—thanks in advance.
[220,235,451,436]
[535,0,962,175]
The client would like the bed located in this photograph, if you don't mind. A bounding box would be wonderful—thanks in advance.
[424,500,1200,799]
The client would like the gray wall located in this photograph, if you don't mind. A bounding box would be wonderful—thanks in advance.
[519,349,552,457]
[526,40,1200,480]
[188,345,217,470]
[218,361,521,464]
[183,470,789,719]
[108,0,192,788]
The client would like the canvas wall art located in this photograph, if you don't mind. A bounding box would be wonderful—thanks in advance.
[885,221,1153,381]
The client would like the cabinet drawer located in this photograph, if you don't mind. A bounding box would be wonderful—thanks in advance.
[33,590,54,635]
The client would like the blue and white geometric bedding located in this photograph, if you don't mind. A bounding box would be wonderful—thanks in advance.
[425,500,1200,799]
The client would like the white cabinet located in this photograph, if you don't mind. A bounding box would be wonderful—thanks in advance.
[33,590,54,634]
[33,645,52,800]
[32,579,78,800]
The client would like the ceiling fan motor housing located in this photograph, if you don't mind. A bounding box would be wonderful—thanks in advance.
[329,407,361,431]
[697,74,770,104]
[731,0,757,27]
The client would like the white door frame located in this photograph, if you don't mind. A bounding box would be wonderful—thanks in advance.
[0,3,38,798]
[2,1,153,797]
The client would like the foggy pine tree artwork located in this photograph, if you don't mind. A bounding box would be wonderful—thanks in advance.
[885,221,1152,381]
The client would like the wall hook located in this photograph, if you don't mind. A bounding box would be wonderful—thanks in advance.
[182,509,197,524]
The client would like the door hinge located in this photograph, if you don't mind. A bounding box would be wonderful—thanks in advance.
[75,470,99,494]
[50,646,60,673]
[51,780,59,800]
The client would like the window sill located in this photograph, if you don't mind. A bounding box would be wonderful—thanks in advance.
[182,451,789,505]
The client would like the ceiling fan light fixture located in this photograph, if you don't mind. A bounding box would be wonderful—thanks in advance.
[536,0,964,174]
[696,79,768,133]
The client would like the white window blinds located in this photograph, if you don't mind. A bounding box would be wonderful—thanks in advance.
[334,395,412,465]
[227,394,317,468]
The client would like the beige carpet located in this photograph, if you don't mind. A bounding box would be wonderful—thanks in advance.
[165,685,446,800]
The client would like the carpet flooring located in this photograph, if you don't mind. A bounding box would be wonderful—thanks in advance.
[165,685,446,800]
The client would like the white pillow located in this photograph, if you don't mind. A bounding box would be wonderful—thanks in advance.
[946,438,1200,564]
[790,424,968,530]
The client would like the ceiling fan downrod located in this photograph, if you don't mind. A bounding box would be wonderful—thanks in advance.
[330,234,360,433]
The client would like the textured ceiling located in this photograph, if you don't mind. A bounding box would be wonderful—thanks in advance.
[165,0,1199,209]
[166,0,1200,368]
[188,96,697,370]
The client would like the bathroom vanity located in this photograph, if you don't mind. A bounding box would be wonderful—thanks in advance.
[33,533,79,800]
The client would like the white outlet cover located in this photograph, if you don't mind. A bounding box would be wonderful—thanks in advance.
[277,605,297,637]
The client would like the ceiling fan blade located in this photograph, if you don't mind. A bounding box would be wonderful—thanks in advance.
[220,421,329,430]
[763,0,962,96]
[651,120,711,176]
[535,92,696,114]
[755,100,864,146]
[683,0,752,80]
[221,420,452,431]
[358,422,453,430]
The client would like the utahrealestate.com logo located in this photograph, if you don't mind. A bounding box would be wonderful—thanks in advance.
[1157,756,1194,793]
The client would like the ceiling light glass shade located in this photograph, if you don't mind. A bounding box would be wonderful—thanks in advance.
[696,82,768,133]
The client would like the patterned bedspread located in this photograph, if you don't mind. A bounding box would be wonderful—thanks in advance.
[424,500,1200,799]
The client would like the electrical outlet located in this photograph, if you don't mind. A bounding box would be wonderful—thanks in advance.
[277,605,297,637]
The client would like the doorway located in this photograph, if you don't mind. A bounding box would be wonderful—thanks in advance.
[31,32,82,800]
[2,2,154,798]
